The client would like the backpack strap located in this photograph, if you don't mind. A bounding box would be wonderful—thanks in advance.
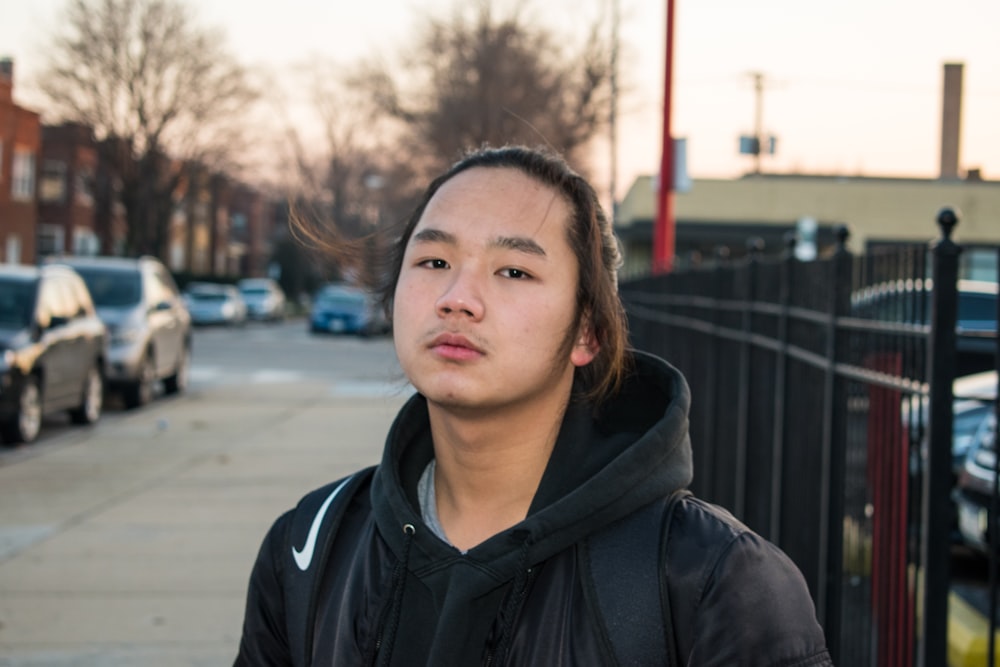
[283,466,376,667]
[586,490,689,667]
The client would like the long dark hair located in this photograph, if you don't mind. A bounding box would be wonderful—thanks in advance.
[378,145,630,405]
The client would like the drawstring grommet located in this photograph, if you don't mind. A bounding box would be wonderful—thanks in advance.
[403,524,416,535]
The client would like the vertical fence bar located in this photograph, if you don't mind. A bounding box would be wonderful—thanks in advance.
[919,207,961,667]
[702,248,729,501]
[735,239,763,519]
[988,245,1000,665]
[769,235,795,541]
[819,226,851,657]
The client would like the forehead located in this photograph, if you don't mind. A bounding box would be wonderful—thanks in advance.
[415,167,572,240]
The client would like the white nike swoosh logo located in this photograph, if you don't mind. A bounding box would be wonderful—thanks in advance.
[292,475,355,571]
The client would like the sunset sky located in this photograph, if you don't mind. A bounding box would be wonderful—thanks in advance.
[3,0,999,199]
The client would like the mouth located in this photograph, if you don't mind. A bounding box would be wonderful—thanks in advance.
[428,332,485,361]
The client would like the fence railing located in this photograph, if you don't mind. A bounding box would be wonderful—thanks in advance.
[619,208,999,665]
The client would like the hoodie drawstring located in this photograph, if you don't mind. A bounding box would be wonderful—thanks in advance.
[370,523,416,667]
[486,531,534,666]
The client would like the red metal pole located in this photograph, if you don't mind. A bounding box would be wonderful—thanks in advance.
[653,0,676,273]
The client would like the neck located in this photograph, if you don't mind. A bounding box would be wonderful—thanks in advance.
[427,390,570,551]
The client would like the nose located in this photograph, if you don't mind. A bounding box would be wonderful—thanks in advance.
[435,269,484,321]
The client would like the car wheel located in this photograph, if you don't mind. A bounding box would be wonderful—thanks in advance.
[1,375,42,444]
[163,345,190,395]
[124,352,156,409]
[69,365,104,425]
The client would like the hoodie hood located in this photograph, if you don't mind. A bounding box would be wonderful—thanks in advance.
[371,349,692,582]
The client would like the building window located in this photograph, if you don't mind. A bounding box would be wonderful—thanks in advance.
[39,160,68,203]
[5,235,22,264]
[73,228,99,256]
[75,165,95,206]
[11,149,35,201]
[37,224,65,257]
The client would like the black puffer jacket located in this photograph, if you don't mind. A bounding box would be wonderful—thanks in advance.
[236,352,833,666]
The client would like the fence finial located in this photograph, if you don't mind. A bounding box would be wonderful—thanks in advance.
[747,237,765,258]
[936,207,960,240]
[835,225,850,250]
[784,230,797,254]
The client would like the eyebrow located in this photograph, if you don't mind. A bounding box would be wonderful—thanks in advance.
[411,228,547,257]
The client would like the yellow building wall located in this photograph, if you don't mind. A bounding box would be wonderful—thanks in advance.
[617,175,1000,251]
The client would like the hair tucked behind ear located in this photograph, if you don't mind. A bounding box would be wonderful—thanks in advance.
[378,145,631,406]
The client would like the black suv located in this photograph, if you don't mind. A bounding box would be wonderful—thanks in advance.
[54,256,192,409]
[0,264,107,444]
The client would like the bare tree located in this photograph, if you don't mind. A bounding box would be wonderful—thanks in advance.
[37,0,258,258]
[359,1,612,178]
[274,61,421,287]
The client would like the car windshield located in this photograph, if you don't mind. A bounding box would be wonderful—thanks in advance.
[958,293,997,326]
[189,290,228,302]
[318,291,366,308]
[956,404,991,436]
[0,279,36,329]
[74,268,142,307]
[240,287,270,296]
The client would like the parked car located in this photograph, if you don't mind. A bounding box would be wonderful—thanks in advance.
[851,278,997,374]
[904,370,997,544]
[309,284,388,336]
[0,264,107,444]
[956,408,1000,555]
[184,282,247,327]
[237,278,286,322]
[54,256,192,409]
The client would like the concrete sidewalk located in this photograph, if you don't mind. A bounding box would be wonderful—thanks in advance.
[0,380,408,666]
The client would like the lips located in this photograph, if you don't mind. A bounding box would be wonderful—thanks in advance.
[429,332,485,361]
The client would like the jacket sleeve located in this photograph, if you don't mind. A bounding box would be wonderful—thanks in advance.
[684,529,834,666]
[234,511,294,667]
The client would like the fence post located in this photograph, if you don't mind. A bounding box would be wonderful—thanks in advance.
[919,207,961,667]
[819,225,851,659]
[989,246,1000,665]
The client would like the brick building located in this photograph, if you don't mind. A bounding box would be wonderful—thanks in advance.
[37,122,100,257]
[0,58,40,264]
[229,183,273,277]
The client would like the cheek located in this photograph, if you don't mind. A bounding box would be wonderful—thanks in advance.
[393,271,419,312]
[520,293,578,346]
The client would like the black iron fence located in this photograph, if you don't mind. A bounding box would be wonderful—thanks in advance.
[619,208,999,666]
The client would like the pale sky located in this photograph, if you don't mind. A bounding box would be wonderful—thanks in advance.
[3,0,999,200]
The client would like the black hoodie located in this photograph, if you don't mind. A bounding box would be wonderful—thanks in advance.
[236,351,832,666]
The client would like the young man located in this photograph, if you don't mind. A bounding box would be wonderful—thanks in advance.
[235,147,833,666]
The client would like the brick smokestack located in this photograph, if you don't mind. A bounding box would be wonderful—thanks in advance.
[939,62,963,180]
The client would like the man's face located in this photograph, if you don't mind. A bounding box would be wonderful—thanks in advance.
[393,167,597,415]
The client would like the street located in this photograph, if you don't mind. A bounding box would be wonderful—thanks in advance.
[0,321,410,666]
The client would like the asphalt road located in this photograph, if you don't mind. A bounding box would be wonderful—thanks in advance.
[187,319,406,395]
[0,320,406,466]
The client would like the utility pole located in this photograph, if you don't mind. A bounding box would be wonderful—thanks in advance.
[751,71,764,174]
[742,71,778,174]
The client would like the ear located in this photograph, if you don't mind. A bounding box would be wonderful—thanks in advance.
[570,321,599,368]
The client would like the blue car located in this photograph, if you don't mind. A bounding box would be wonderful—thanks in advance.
[309,285,388,336]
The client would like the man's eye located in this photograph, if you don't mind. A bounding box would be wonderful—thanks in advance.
[420,259,449,269]
[500,268,532,280]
